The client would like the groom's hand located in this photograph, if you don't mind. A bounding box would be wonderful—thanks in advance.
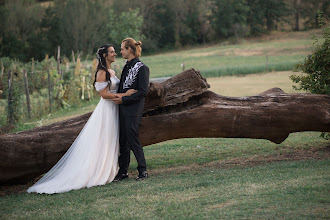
[113,95,123,104]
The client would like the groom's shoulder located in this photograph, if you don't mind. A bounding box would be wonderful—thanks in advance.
[137,59,149,70]
[138,62,149,74]
[132,60,148,71]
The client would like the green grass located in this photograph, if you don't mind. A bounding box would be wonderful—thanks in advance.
[130,132,329,172]
[140,36,314,78]
[1,132,329,219]
[1,158,329,219]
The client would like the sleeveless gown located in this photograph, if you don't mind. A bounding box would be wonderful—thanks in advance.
[27,76,120,194]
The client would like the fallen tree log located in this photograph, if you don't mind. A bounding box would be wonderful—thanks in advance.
[0,68,329,184]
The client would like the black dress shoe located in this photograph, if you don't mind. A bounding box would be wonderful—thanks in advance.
[136,171,148,181]
[113,173,128,182]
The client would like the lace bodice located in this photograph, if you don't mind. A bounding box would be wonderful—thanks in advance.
[95,76,120,93]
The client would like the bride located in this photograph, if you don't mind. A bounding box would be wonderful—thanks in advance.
[27,44,136,194]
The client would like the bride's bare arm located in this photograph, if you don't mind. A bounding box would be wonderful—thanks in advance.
[96,70,137,99]
[96,70,117,99]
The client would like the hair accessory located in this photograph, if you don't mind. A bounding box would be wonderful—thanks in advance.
[96,47,105,59]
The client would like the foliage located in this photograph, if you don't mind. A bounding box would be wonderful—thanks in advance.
[290,19,330,95]
[300,0,329,29]
[0,58,24,125]
[211,0,249,39]
[1,0,326,61]
[108,8,144,47]
[55,0,109,56]
[0,56,97,130]
[247,0,289,34]
[0,0,45,61]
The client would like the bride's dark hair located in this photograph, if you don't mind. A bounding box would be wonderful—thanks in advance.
[93,44,113,88]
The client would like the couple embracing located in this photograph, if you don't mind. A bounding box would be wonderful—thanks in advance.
[27,38,149,194]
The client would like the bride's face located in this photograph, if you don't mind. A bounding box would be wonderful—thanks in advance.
[105,46,116,63]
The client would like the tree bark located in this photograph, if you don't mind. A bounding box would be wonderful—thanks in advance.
[0,69,329,184]
[294,0,300,31]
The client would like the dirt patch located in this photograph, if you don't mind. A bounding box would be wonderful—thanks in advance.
[0,182,34,197]
[1,145,329,197]
[149,145,330,175]
[247,29,322,42]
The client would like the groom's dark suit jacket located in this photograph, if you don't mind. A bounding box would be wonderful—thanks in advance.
[118,57,150,118]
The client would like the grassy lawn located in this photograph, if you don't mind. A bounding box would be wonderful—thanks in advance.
[140,30,318,78]
[0,133,329,219]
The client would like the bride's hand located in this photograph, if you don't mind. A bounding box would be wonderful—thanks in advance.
[125,89,137,96]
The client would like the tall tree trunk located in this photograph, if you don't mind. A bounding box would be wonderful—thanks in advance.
[294,0,300,31]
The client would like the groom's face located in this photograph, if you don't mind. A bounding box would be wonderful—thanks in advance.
[120,42,131,59]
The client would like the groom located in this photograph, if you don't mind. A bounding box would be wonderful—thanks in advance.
[113,38,149,181]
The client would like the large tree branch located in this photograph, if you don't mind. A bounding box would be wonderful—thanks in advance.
[0,69,329,184]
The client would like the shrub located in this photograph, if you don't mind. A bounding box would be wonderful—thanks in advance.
[290,13,330,95]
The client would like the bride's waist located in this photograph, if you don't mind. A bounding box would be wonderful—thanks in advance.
[107,90,117,94]
[100,97,117,103]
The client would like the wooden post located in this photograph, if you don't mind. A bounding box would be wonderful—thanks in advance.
[47,69,52,113]
[87,66,93,100]
[72,50,76,64]
[23,69,31,119]
[57,46,63,81]
[7,70,14,125]
[81,76,85,100]
[31,58,34,74]
[74,58,81,80]
[1,60,4,77]
[86,84,91,101]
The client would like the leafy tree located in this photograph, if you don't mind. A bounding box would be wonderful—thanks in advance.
[0,0,45,61]
[53,0,110,56]
[301,0,329,28]
[264,0,289,31]
[139,0,176,51]
[211,0,249,39]
[247,0,289,34]
[172,0,212,46]
[290,20,330,95]
[108,8,144,47]
[110,0,176,51]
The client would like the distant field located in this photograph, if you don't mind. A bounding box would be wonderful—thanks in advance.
[140,30,319,78]
[208,71,306,97]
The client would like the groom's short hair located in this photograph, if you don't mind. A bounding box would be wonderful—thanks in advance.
[122,38,142,57]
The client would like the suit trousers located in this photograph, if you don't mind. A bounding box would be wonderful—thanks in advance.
[118,114,147,174]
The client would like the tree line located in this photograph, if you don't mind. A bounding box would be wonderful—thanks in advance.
[0,0,329,61]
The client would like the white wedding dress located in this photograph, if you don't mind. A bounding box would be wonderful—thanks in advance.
[27,76,120,194]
